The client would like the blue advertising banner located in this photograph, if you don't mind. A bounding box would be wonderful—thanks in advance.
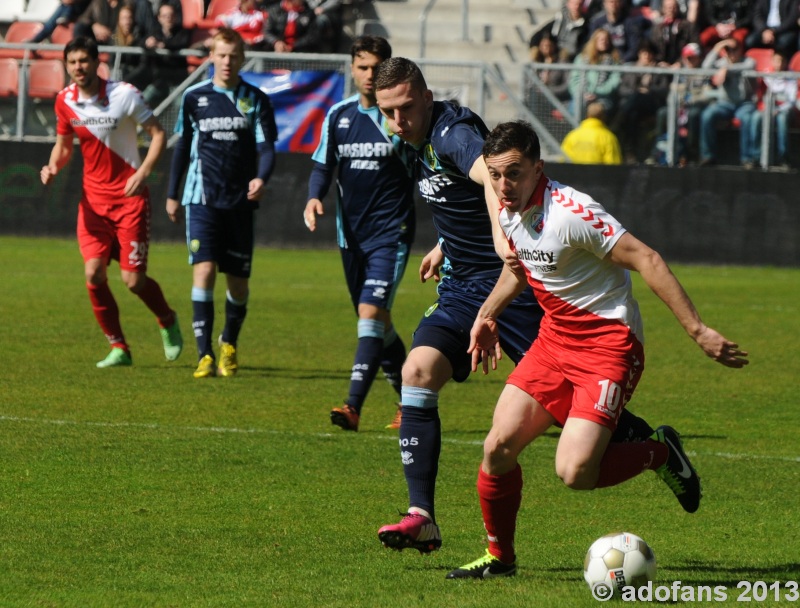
[241,70,345,153]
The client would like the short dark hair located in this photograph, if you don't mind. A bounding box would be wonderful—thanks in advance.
[64,36,99,62]
[374,57,427,93]
[482,121,541,163]
[351,36,392,62]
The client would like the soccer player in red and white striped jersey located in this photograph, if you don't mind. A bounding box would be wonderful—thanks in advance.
[447,120,748,580]
[41,36,183,368]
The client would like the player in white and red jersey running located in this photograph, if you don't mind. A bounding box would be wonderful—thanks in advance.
[447,120,749,580]
[40,36,183,369]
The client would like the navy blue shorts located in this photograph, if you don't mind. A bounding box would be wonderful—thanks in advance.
[186,204,255,278]
[411,276,543,382]
[340,242,410,311]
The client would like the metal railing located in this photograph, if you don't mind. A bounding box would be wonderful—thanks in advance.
[523,61,797,167]
[0,42,545,149]
[418,0,470,58]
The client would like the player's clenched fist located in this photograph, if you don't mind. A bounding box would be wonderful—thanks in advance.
[40,164,58,185]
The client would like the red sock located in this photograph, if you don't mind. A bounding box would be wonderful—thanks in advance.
[595,440,668,488]
[477,464,522,564]
[135,277,174,327]
[87,281,126,350]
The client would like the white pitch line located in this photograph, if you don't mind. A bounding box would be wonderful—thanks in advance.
[1,414,798,464]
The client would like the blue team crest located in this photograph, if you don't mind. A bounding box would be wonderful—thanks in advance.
[237,96,254,115]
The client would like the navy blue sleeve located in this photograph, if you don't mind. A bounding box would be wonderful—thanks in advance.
[256,141,276,183]
[307,161,334,201]
[167,126,191,200]
[436,121,485,178]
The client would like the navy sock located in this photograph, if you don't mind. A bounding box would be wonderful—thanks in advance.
[611,409,655,443]
[346,318,385,413]
[380,329,406,397]
[400,405,441,522]
[221,290,248,346]
[191,293,214,360]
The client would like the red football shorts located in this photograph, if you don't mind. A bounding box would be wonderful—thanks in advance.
[506,328,645,430]
[77,189,151,272]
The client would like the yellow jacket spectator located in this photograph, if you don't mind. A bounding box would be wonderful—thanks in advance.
[561,102,622,164]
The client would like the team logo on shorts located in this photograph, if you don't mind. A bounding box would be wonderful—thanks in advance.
[190,239,200,253]
[424,303,438,317]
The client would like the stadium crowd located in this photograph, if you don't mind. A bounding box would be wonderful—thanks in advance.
[530,0,800,169]
[3,0,800,168]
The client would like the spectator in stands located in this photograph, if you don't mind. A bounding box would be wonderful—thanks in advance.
[569,28,622,118]
[649,0,695,66]
[531,0,589,62]
[308,0,343,53]
[749,49,798,171]
[28,0,91,43]
[645,0,695,18]
[75,0,156,43]
[697,0,752,50]
[698,37,757,167]
[212,0,267,49]
[745,0,799,58]
[589,0,652,63]
[647,42,711,165]
[580,0,604,21]
[112,4,146,82]
[530,32,571,101]
[139,2,190,107]
[612,38,670,162]
[561,100,623,163]
[264,0,321,53]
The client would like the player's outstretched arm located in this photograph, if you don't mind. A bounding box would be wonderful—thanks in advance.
[41,134,74,185]
[609,232,749,369]
[469,264,528,374]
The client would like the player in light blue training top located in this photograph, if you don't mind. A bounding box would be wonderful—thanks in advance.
[304,36,416,432]
[167,28,277,379]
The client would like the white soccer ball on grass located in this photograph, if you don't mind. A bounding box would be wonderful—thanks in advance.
[583,531,656,598]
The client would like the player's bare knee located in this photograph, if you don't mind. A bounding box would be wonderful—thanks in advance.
[556,461,598,490]
[401,359,432,387]
[122,272,145,292]
[483,431,519,474]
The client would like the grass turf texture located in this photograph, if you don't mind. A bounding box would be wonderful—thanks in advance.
[0,236,798,607]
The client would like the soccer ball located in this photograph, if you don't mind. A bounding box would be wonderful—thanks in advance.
[583,532,656,597]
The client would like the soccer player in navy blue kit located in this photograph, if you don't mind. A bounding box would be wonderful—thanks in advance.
[304,36,415,431]
[373,57,659,556]
[166,28,277,379]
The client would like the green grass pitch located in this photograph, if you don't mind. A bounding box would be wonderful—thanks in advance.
[0,236,798,607]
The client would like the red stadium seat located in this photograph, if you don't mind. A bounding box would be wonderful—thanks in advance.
[0,21,45,59]
[0,58,20,97]
[34,23,75,60]
[197,0,240,29]
[789,50,800,72]
[0,58,20,134]
[181,0,205,29]
[186,27,213,68]
[745,48,774,73]
[25,59,65,136]
[27,59,66,99]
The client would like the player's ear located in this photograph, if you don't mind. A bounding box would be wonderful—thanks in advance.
[424,89,433,109]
